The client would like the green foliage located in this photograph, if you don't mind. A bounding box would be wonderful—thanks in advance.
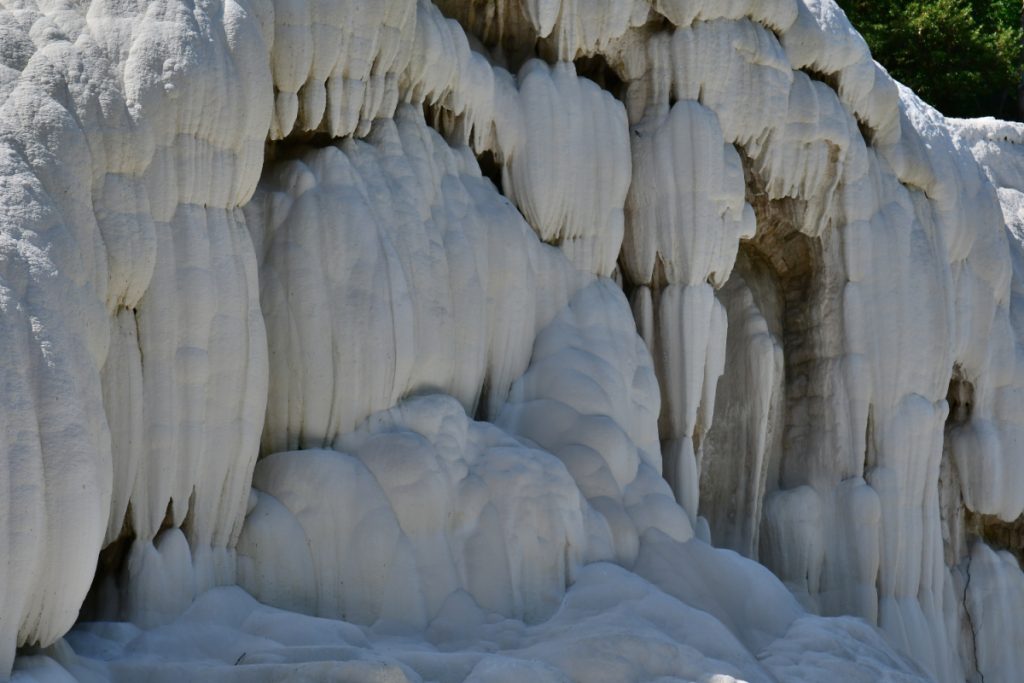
[837,0,1024,118]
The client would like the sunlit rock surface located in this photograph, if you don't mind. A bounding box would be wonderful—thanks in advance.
[2,0,1024,681]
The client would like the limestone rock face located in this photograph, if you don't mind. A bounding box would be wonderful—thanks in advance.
[1,1,1024,682]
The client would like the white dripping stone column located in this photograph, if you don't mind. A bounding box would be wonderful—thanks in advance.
[623,100,754,527]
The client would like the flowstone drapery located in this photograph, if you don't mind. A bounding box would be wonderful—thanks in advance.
[3,1,1024,681]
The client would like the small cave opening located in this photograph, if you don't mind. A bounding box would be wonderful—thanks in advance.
[966,511,1024,567]
[76,499,183,624]
[474,148,505,193]
[698,245,786,559]
[264,130,341,166]
[432,0,544,73]
[573,53,627,103]
[738,152,845,494]
[799,68,876,146]
[939,365,973,566]
[473,379,492,423]
[695,152,833,557]
[695,152,838,564]
[418,100,511,202]
[78,513,136,623]
[946,367,974,428]
[942,367,1024,566]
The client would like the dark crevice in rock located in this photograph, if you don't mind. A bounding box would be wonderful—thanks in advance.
[432,0,545,73]
[78,497,189,624]
[939,367,973,565]
[419,101,509,196]
[700,244,786,559]
[692,145,844,560]
[801,67,841,97]
[800,67,876,146]
[179,489,198,544]
[574,53,628,103]
[738,149,846,494]
[864,403,876,472]
[264,131,342,165]
[616,253,642,302]
[474,148,504,194]
[473,379,491,422]
[642,12,677,37]
[962,549,985,683]
[966,512,1024,568]
[78,506,135,623]
[739,145,820,283]
[946,367,974,427]
[941,367,986,681]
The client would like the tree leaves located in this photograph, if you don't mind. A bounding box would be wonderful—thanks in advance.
[837,0,1023,118]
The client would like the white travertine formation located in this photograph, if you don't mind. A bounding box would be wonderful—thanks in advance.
[265,0,417,138]
[499,60,632,276]
[3,1,1024,682]
[239,394,594,627]
[700,255,786,559]
[434,0,649,61]
[497,280,694,562]
[244,105,582,451]
[0,0,269,667]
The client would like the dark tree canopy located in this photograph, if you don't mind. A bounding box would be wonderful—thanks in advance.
[837,0,1024,119]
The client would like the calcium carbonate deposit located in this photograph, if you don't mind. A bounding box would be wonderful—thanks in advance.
[2,0,1024,681]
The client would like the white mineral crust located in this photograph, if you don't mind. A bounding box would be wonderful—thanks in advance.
[1,1,1024,681]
